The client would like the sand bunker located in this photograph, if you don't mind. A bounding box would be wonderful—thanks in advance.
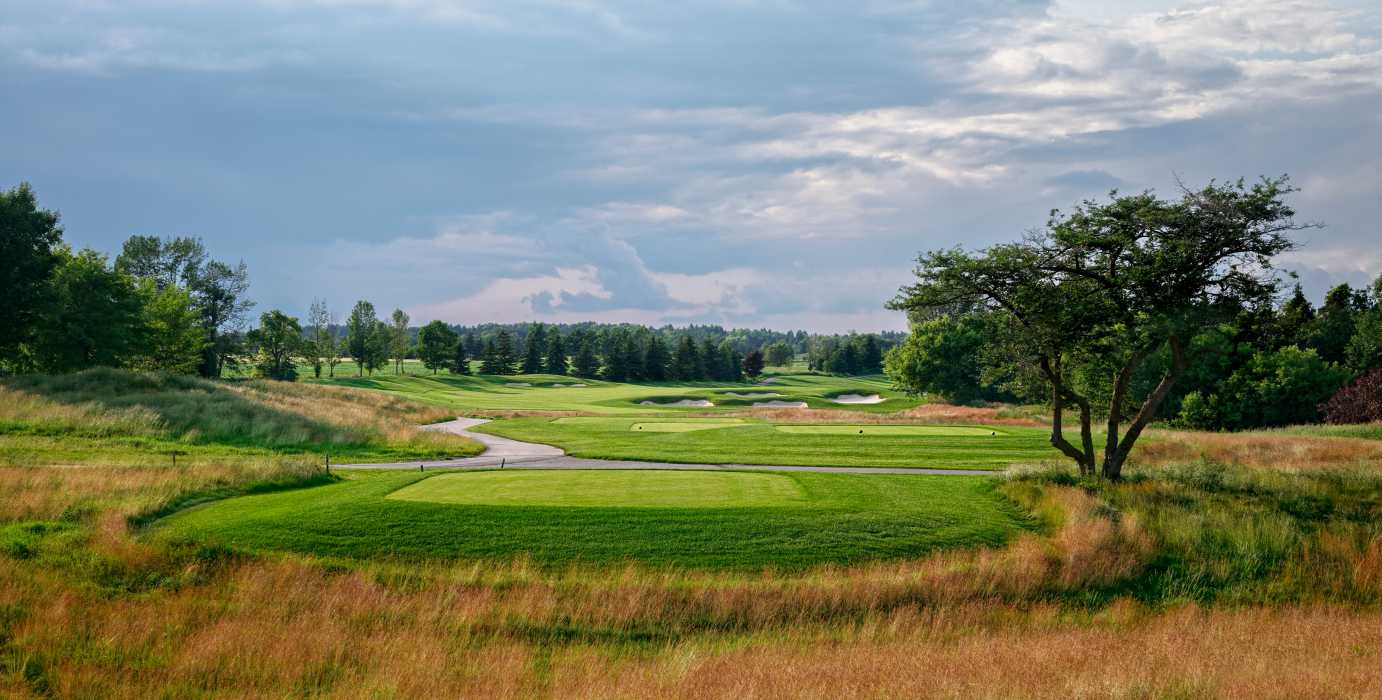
[505,382,532,387]
[639,399,715,407]
[831,394,886,404]
[757,377,782,385]
[723,392,783,398]
[548,383,588,388]
[752,400,809,408]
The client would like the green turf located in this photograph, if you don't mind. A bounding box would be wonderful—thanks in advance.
[153,470,1028,569]
[774,425,1003,437]
[387,470,809,508]
[629,421,743,433]
[302,371,922,415]
[475,417,1060,470]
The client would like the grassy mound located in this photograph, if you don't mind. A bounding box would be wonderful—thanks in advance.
[475,417,1058,469]
[0,368,481,465]
[152,470,1028,569]
[387,470,809,508]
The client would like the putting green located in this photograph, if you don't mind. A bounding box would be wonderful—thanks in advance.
[386,470,810,508]
[629,422,742,433]
[774,425,1002,437]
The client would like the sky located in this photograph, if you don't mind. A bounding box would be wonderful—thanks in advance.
[3,0,1381,332]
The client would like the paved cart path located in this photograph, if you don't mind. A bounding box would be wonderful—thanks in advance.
[334,418,1003,476]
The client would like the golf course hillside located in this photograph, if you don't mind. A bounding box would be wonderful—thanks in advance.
[317,370,919,414]
[152,469,1029,569]
[473,416,1055,469]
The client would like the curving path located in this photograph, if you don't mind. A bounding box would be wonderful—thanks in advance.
[333,418,1002,476]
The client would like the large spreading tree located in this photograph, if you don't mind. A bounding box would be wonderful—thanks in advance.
[890,178,1307,479]
[0,183,63,370]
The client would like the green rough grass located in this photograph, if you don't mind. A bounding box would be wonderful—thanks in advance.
[0,367,482,469]
[475,417,1060,470]
[306,371,922,415]
[153,470,1029,569]
[387,470,810,508]
[776,425,1002,437]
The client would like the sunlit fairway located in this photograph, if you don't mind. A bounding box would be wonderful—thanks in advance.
[475,417,1060,469]
[306,370,921,414]
[153,470,1029,569]
[387,470,809,508]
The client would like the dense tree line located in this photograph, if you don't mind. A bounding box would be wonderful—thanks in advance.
[1,184,253,378]
[886,177,1382,477]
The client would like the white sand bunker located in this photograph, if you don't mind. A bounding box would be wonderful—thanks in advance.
[723,392,783,398]
[548,383,588,387]
[752,400,809,408]
[505,382,532,387]
[639,399,715,407]
[831,394,886,405]
[757,377,782,385]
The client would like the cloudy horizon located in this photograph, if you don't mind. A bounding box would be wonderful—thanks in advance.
[4,0,1380,332]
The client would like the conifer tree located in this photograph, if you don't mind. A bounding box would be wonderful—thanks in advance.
[643,335,670,381]
[572,336,601,378]
[545,331,568,375]
[521,323,547,374]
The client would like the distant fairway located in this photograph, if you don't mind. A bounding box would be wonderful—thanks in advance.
[388,470,808,508]
[775,425,1001,437]
[154,470,1028,569]
[476,417,1059,470]
[305,371,920,414]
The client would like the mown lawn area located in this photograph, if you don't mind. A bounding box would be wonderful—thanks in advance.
[152,469,1029,569]
[308,371,923,414]
[475,417,1060,470]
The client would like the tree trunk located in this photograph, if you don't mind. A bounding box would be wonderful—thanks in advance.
[1041,355,1095,474]
[1102,335,1187,480]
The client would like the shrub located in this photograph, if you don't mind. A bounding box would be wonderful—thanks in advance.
[1321,368,1382,424]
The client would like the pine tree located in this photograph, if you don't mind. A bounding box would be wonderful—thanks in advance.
[672,336,700,380]
[643,335,670,381]
[603,333,631,382]
[720,341,743,381]
[700,338,719,380]
[545,331,568,375]
[452,335,470,374]
[521,323,546,374]
[742,349,764,380]
[572,336,601,378]
[492,330,517,374]
[857,334,883,374]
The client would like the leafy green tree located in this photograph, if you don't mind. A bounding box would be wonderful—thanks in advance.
[32,249,145,372]
[741,349,765,380]
[345,301,378,376]
[764,341,794,368]
[855,334,884,374]
[248,310,302,381]
[1309,283,1366,364]
[890,177,1305,479]
[389,309,411,375]
[132,279,206,374]
[417,320,459,374]
[1274,284,1315,349]
[1344,275,1382,374]
[522,323,547,374]
[571,336,601,379]
[1178,346,1347,429]
[306,299,336,379]
[190,259,253,378]
[545,331,568,375]
[885,315,989,403]
[0,183,63,370]
[643,335,670,381]
[115,235,206,291]
[365,321,392,376]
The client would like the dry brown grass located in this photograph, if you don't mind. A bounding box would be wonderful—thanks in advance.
[1137,428,1382,471]
[550,605,1382,699]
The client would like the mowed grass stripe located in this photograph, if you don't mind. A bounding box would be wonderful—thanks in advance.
[475,418,1059,470]
[153,470,1029,569]
[387,470,809,508]
[774,425,1004,437]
